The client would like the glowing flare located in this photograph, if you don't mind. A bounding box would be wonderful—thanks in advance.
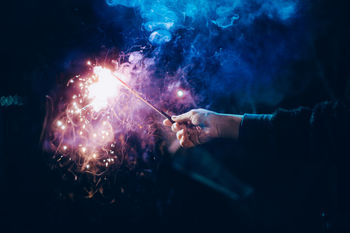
[88,66,120,111]
[177,90,184,98]
[49,57,150,174]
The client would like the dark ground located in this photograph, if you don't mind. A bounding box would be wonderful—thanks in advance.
[0,0,350,232]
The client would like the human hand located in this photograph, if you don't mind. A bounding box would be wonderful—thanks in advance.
[163,109,242,148]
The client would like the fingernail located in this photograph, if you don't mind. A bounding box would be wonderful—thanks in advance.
[171,116,177,120]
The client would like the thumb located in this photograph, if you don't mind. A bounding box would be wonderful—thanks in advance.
[172,110,193,123]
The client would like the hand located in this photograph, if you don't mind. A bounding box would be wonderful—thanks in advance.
[163,109,242,148]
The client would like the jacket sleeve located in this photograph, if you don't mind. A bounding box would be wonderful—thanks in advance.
[238,100,350,163]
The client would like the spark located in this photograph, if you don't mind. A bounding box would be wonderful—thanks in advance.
[88,66,120,111]
[49,57,161,174]
[176,89,184,98]
[50,64,123,173]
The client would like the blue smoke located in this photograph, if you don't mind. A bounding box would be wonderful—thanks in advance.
[107,0,298,44]
[104,0,307,111]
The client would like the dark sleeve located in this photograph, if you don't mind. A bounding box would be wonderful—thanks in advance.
[238,100,350,163]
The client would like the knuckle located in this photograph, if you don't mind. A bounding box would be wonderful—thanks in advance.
[191,115,200,124]
[179,140,185,147]
[189,110,196,115]
[171,124,177,132]
[176,131,182,139]
[192,114,199,120]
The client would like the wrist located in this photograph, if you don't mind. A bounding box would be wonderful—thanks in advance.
[215,114,243,139]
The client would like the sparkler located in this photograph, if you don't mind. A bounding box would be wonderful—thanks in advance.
[44,56,202,201]
[47,58,172,175]
[111,72,175,124]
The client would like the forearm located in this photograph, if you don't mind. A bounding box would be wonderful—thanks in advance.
[238,107,313,161]
[214,113,243,139]
[237,100,350,162]
[239,113,273,144]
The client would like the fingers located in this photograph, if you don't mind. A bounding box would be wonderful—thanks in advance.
[176,129,184,140]
[163,119,172,126]
[171,122,185,133]
[163,118,190,141]
[177,128,195,148]
[171,110,193,123]
[163,110,199,148]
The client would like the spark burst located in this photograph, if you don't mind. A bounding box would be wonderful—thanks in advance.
[48,59,154,175]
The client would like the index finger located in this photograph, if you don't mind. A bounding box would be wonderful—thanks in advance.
[171,110,193,123]
[163,118,172,126]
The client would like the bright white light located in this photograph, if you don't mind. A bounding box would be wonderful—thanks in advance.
[88,66,119,111]
[177,90,184,98]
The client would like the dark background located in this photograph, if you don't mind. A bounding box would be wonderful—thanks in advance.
[0,0,349,232]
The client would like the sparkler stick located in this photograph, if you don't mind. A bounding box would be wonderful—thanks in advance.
[113,74,175,124]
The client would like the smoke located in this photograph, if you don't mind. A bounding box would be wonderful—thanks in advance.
[106,0,298,34]
[103,0,306,111]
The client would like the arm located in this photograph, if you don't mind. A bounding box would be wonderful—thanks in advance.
[163,108,243,148]
[164,100,350,162]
